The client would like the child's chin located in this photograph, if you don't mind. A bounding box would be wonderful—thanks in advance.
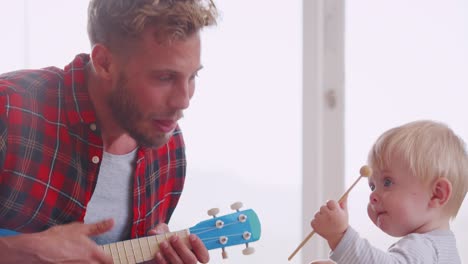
[382,227,407,238]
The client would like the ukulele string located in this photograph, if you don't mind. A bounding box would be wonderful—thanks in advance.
[190,221,240,236]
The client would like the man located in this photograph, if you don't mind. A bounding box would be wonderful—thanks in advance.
[0,0,217,263]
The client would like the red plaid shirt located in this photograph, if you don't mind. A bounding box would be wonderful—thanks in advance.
[0,54,187,239]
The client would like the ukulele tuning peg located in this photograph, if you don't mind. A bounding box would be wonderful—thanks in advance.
[230,201,243,211]
[222,247,228,259]
[242,243,255,255]
[207,208,220,218]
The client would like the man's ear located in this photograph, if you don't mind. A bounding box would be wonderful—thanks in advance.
[90,44,114,80]
[429,178,452,208]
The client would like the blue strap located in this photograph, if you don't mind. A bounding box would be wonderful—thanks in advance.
[0,229,19,237]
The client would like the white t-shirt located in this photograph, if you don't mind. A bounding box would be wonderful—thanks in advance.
[84,149,137,245]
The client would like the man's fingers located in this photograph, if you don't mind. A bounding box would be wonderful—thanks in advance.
[84,219,114,236]
[154,252,168,264]
[37,221,115,263]
[189,234,210,263]
[159,240,183,264]
[148,224,208,264]
[91,246,114,264]
[148,223,170,235]
[168,235,198,264]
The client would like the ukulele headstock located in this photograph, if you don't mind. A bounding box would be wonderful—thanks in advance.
[189,202,261,259]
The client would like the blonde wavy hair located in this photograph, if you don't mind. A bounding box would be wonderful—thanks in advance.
[87,0,218,50]
[368,120,468,218]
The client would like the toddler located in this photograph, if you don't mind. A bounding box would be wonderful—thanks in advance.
[310,120,468,263]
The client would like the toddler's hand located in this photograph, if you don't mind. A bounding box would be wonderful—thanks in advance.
[310,198,349,250]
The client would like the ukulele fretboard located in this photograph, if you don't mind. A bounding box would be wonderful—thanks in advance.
[101,230,190,264]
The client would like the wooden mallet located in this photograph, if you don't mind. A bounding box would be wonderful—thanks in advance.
[287,165,373,261]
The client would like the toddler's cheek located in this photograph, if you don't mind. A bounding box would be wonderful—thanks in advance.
[367,204,377,224]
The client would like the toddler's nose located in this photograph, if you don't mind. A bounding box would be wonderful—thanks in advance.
[369,191,379,204]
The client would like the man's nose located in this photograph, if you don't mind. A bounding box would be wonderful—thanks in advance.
[169,80,192,110]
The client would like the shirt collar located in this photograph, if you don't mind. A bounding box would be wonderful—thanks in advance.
[63,54,98,126]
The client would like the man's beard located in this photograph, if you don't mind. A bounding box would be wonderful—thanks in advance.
[108,74,174,148]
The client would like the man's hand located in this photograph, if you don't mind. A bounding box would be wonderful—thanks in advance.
[148,223,209,264]
[0,219,114,264]
[310,198,349,250]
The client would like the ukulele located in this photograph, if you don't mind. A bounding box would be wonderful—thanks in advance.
[0,202,261,264]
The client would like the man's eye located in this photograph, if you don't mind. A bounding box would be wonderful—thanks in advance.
[159,75,173,81]
[190,72,199,81]
[383,178,393,187]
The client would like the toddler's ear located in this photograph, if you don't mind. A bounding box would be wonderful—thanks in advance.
[429,178,452,208]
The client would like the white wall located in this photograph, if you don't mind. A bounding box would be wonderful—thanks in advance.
[0,1,90,71]
[0,1,27,73]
